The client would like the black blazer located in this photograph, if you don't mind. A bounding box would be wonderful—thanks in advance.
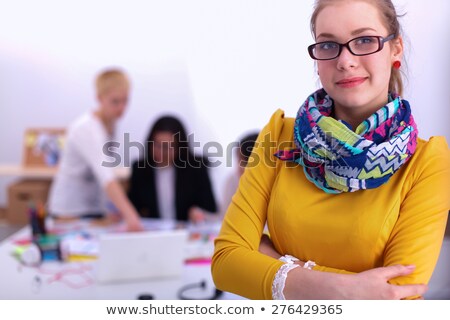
[128,156,217,221]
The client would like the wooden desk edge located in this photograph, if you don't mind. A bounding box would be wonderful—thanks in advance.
[0,164,130,179]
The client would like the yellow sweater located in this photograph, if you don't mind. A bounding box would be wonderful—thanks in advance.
[212,109,450,300]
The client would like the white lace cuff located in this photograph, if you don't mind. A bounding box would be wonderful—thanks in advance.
[279,254,299,264]
[303,260,316,270]
[272,255,300,300]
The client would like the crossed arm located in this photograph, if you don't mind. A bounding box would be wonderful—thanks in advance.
[258,234,427,299]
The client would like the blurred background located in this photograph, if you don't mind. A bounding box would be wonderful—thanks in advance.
[0,0,449,298]
[0,0,449,206]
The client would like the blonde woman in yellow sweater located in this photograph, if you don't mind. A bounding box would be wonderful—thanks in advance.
[212,0,449,299]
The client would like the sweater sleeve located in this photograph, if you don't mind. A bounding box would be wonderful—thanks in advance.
[212,109,287,300]
[383,137,450,285]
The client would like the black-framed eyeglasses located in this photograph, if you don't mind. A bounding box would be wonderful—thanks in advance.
[308,34,395,60]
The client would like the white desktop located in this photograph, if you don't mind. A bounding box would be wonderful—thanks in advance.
[0,218,243,300]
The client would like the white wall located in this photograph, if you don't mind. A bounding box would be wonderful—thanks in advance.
[1,0,449,207]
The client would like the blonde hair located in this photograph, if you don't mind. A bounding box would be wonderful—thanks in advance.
[95,68,130,96]
[310,0,405,96]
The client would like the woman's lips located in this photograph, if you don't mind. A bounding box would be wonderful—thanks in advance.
[336,77,367,88]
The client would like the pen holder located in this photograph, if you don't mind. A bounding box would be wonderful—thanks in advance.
[29,206,47,237]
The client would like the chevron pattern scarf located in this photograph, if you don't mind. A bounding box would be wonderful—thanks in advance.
[275,88,418,193]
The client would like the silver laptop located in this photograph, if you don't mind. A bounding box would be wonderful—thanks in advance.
[96,229,188,284]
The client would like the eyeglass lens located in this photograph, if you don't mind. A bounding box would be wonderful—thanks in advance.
[312,36,381,60]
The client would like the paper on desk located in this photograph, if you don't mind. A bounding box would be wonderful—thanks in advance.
[59,234,99,260]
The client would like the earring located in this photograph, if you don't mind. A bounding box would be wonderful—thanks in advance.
[393,61,401,69]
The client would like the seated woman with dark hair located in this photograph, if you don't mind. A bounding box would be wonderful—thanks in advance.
[128,115,217,223]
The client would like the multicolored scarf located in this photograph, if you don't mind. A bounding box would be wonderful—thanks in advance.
[275,88,418,193]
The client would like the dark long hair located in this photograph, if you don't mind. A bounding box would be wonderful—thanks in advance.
[144,115,199,167]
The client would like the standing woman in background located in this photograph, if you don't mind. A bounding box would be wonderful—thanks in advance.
[212,0,450,299]
[49,69,143,231]
[128,115,217,223]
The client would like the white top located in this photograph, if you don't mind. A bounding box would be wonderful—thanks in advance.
[48,112,116,216]
[155,166,176,220]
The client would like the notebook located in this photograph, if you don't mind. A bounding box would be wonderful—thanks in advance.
[95,229,188,283]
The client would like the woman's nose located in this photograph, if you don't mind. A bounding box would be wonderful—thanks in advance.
[336,46,357,70]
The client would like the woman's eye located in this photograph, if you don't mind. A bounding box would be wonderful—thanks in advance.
[319,42,337,50]
[355,37,375,45]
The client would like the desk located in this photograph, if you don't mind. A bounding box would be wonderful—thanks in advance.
[0,220,244,300]
[0,164,130,224]
[2,219,447,300]
[0,165,57,179]
[0,164,130,180]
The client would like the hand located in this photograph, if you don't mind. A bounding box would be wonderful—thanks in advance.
[347,265,428,299]
[284,264,428,300]
[257,235,428,299]
[124,214,144,232]
[188,207,206,224]
[107,213,122,223]
[104,180,144,232]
